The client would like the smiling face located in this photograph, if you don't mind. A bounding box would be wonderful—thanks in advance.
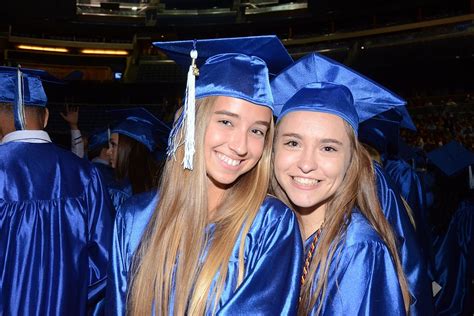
[274,111,352,215]
[204,96,272,192]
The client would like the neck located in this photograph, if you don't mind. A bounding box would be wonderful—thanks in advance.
[297,204,327,240]
[206,178,229,218]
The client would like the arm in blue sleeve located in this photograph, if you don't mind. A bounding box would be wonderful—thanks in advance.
[320,242,406,316]
[87,166,114,314]
[105,208,130,316]
[218,207,303,316]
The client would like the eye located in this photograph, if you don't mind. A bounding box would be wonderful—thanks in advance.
[251,128,265,137]
[323,146,336,152]
[284,140,299,148]
[219,120,232,126]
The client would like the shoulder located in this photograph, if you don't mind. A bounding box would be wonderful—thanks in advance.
[247,195,298,236]
[115,190,159,237]
[342,212,387,250]
[257,195,295,223]
[117,190,159,223]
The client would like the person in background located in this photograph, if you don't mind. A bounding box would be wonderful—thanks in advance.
[106,107,169,198]
[270,53,433,315]
[106,36,303,315]
[88,127,132,212]
[0,66,113,314]
[426,141,474,315]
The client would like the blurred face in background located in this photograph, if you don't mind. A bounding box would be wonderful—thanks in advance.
[107,133,119,168]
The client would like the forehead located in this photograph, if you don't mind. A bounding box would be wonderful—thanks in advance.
[212,96,272,119]
[278,111,350,139]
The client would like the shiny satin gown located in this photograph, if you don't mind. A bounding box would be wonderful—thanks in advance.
[305,211,406,315]
[374,163,434,315]
[432,199,474,315]
[0,142,114,315]
[92,161,132,212]
[384,159,431,255]
[106,192,303,315]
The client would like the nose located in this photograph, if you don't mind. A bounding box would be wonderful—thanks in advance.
[298,147,317,174]
[228,130,248,156]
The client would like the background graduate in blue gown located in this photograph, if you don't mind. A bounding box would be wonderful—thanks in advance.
[426,141,474,315]
[106,36,303,315]
[0,67,114,315]
[270,53,412,315]
[105,107,170,209]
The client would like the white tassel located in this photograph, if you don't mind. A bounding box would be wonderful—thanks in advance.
[182,49,198,170]
[15,68,26,130]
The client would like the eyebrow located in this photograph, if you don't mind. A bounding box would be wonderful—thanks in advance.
[280,133,343,145]
[321,138,343,146]
[214,110,270,128]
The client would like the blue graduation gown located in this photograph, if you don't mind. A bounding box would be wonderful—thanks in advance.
[0,142,114,315]
[432,199,474,315]
[305,211,406,315]
[374,163,434,315]
[106,192,303,315]
[92,161,132,212]
[384,159,433,271]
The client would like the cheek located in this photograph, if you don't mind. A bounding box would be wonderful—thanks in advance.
[249,137,266,157]
[273,149,292,178]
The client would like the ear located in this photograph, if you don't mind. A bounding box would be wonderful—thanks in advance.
[43,108,50,128]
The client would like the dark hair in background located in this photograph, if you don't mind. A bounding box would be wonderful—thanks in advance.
[115,134,161,194]
[87,144,108,161]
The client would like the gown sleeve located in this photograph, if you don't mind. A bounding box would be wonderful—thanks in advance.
[374,163,433,315]
[217,201,303,316]
[87,166,115,314]
[105,208,130,316]
[319,241,407,316]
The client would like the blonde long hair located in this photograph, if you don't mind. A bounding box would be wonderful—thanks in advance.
[271,121,410,315]
[127,96,275,315]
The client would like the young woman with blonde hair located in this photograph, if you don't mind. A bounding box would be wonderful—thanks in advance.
[270,53,413,315]
[106,36,303,315]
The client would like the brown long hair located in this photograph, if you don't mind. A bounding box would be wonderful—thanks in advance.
[115,134,160,194]
[127,96,275,315]
[271,121,411,315]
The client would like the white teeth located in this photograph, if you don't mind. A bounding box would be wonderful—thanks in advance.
[293,177,320,186]
[217,153,241,166]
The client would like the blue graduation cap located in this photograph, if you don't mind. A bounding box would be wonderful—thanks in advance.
[271,53,409,132]
[87,128,110,152]
[108,107,171,152]
[153,35,292,169]
[358,110,402,156]
[426,141,474,177]
[0,66,51,130]
[153,35,292,77]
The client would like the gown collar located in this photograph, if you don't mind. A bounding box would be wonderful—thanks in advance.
[1,130,52,144]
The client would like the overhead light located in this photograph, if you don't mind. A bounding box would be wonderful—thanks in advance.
[81,49,129,56]
[17,45,68,53]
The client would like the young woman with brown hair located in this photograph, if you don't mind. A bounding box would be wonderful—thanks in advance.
[270,53,413,315]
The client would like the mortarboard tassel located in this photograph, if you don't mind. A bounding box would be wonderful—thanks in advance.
[469,165,474,190]
[166,42,199,170]
[13,67,26,130]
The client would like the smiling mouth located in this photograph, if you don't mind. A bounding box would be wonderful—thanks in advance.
[217,152,242,167]
[292,176,321,186]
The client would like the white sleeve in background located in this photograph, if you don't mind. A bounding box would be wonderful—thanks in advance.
[71,129,85,158]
